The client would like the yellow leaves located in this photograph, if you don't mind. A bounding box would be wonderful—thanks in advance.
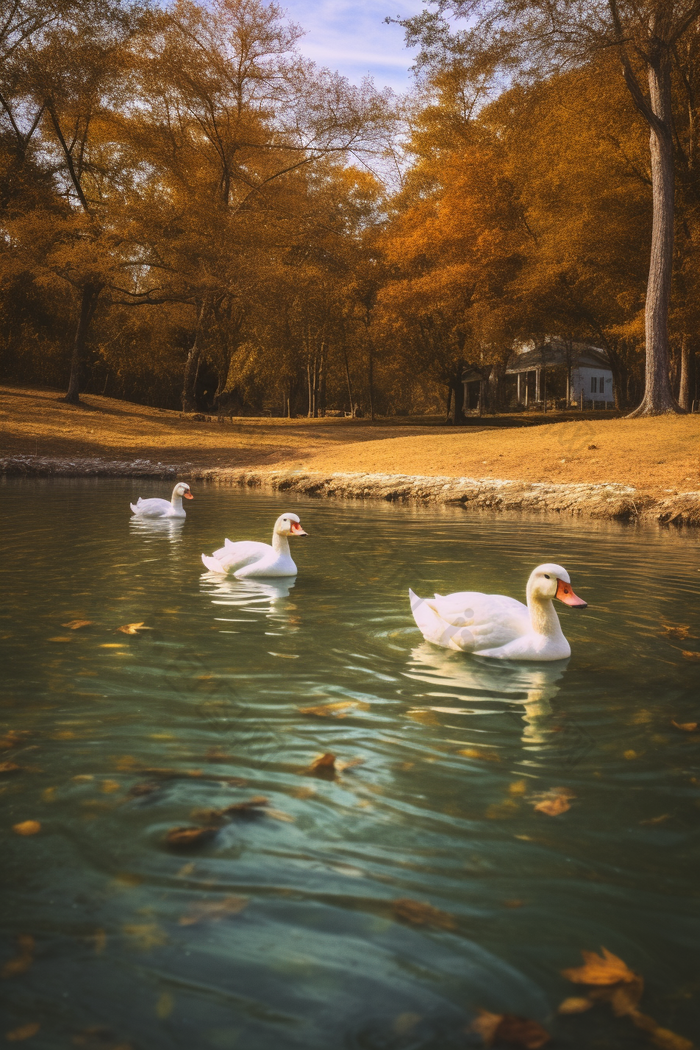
[303,753,337,777]
[62,620,93,630]
[470,1009,550,1049]
[178,895,248,926]
[101,780,121,794]
[1,936,35,979]
[486,799,520,820]
[391,898,456,931]
[116,623,151,635]
[532,788,575,817]
[458,747,501,763]
[5,1023,40,1042]
[660,624,692,641]
[100,644,125,649]
[123,923,168,950]
[508,780,529,795]
[559,948,694,1050]
[12,820,41,836]
[671,720,698,733]
[561,947,637,985]
[0,762,22,775]
[624,750,640,760]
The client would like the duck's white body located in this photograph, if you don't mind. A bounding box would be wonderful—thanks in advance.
[409,563,586,662]
[130,482,193,519]
[201,513,307,578]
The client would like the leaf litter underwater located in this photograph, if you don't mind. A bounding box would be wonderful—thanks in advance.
[1,479,699,1049]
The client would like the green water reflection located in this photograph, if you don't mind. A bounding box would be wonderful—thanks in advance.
[1,479,699,1049]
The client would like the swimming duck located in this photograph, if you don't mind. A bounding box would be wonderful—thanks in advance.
[130,482,193,519]
[201,513,307,578]
[409,563,587,661]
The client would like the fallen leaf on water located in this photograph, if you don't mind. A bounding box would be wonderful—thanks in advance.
[165,826,217,850]
[72,774,94,782]
[681,651,700,662]
[470,1009,550,1048]
[221,795,269,816]
[660,624,692,640]
[629,1010,694,1050]
[13,821,41,836]
[101,780,121,794]
[671,720,698,733]
[606,975,645,1017]
[532,788,575,817]
[116,623,151,635]
[1,935,35,978]
[303,753,337,777]
[458,747,501,763]
[41,787,57,802]
[128,782,160,798]
[391,898,456,931]
[298,702,354,718]
[5,1023,40,1042]
[100,644,125,649]
[178,895,248,926]
[0,731,29,750]
[292,786,315,799]
[48,636,72,643]
[486,799,520,820]
[624,749,640,760]
[156,992,174,1020]
[640,814,672,826]
[0,762,22,775]
[557,997,594,1014]
[177,862,196,878]
[62,620,93,630]
[114,756,139,771]
[562,947,638,985]
[123,923,168,950]
[508,780,528,796]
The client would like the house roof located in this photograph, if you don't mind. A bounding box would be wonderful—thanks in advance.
[505,339,610,374]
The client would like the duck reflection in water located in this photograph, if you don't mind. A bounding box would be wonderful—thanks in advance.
[405,642,568,747]
[129,516,185,544]
[200,571,296,624]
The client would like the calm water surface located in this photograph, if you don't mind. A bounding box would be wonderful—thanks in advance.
[1,480,699,1049]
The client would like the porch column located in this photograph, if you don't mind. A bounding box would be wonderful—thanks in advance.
[516,372,521,404]
[524,372,529,407]
[535,367,541,402]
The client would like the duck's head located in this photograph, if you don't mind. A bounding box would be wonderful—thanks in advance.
[274,512,307,537]
[528,563,587,607]
[174,482,193,500]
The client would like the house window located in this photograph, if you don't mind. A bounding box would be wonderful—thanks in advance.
[600,376,605,392]
[591,377,597,393]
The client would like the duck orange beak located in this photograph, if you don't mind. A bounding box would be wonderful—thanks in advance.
[556,578,587,607]
[290,521,307,536]
[184,491,194,499]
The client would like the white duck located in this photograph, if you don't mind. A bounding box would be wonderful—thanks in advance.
[409,563,587,661]
[201,513,307,578]
[130,482,193,519]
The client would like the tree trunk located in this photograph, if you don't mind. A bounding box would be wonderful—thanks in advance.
[445,384,452,421]
[343,346,355,416]
[628,54,683,416]
[679,334,692,411]
[318,344,326,417]
[182,301,208,413]
[64,283,100,406]
[368,343,375,421]
[449,376,465,424]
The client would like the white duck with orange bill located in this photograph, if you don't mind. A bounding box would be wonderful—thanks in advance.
[409,563,587,661]
[201,513,307,578]
[130,482,193,519]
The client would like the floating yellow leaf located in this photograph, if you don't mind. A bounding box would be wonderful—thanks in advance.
[165,826,217,850]
[486,799,520,819]
[471,1009,550,1048]
[624,750,640,760]
[41,787,57,802]
[458,747,501,763]
[123,923,167,950]
[62,620,93,630]
[681,651,700,661]
[101,780,121,794]
[302,753,337,777]
[671,720,698,733]
[532,788,575,816]
[629,1010,693,1050]
[558,997,594,1014]
[100,644,125,649]
[72,774,94,782]
[116,623,151,635]
[13,820,40,836]
[562,947,637,985]
[0,762,22,775]
[508,780,528,795]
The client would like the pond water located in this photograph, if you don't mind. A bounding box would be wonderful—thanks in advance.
[1,480,699,1050]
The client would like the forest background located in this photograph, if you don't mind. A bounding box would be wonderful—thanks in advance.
[1,0,699,422]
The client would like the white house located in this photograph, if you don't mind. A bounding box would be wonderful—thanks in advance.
[462,336,615,412]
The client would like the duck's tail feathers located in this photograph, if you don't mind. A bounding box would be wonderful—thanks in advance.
[129,503,139,514]
[409,588,444,644]
[202,554,226,573]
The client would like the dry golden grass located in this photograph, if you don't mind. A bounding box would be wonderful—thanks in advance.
[2,385,698,495]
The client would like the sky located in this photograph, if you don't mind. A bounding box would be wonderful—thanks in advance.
[281,0,427,93]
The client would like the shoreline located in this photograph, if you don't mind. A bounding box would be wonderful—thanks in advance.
[2,454,699,527]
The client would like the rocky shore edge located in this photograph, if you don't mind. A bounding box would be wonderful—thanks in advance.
[2,454,698,527]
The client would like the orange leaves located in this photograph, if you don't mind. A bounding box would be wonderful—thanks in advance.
[116,623,150,635]
[671,720,698,733]
[559,948,693,1050]
[165,826,217,850]
[470,1010,550,1049]
[62,620,93,630]
[531,788,575,817]
[5,1023,40,1042]
[303,753,337,777]
[298,700,369,718]
[458,747,501,763]
[12,821,41,836]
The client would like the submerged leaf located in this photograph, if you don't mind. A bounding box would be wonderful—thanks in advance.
[532,787,575,817]
[5,1023,40,1042]
[221,796,269,816]
[0,762,22,775]
[12,821,41,836]
[562,947,638,986]
[122,923,167,950]
[391,898,456,931]
[303,753,337,777]
[660,624,692,640]
[671,720,698,733]
[471,1009,550,1048]
[62,620,93,630]
[557,997,594,1014]
[178,895,248,926]
[681,651,700,662]
[1,935,35,979]
[116,623,151,635]
[165,826,217,850]
[458,747,501,763]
